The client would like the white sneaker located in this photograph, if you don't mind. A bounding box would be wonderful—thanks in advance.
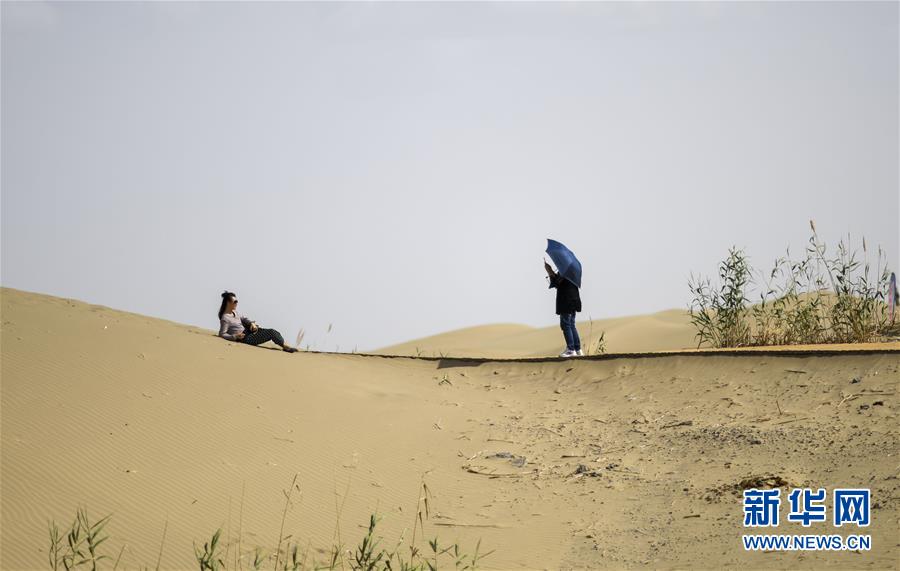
[559,349,577,358]
[576,349,584,357]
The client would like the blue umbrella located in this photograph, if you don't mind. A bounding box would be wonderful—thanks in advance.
[546,239,582,288]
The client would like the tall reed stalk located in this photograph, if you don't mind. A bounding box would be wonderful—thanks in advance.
[689,222,892,348]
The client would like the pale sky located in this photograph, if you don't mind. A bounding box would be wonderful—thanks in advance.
[2,1,898,352]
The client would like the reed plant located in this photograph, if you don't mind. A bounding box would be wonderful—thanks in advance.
[689,222,893,348]
[47,479,491,571]
[47,508,112,571]
[689,247,753,348]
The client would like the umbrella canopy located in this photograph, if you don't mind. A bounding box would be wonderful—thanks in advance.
[546,239,582,288]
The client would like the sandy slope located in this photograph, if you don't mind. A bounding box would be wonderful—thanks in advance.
[2,287,898,570]
[374,310,698,358]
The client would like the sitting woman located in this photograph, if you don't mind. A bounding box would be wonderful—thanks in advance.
[217,291,298,353]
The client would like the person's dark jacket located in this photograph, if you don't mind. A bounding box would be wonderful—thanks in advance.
[549,273,582,315]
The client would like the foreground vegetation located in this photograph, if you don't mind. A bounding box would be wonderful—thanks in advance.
[689,221,896,348]
[48,480,491,571]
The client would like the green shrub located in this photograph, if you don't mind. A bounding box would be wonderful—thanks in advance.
[689,247,753,348]
[689,222,892,348]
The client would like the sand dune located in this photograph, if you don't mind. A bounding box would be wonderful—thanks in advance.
[2,287,898,570]
[374,309,699,358]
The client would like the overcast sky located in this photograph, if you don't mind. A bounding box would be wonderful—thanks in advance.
[2,1,898,351]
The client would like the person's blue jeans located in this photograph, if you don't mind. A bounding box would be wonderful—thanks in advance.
[559,313,581,351]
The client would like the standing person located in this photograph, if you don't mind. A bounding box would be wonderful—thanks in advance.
[217,291,298,353]
[544,260,582,357]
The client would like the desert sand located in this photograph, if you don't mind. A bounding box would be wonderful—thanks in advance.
[374,310,698,358]
[1,286,898,570]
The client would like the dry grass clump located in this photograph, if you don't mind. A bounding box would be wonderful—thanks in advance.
[689,221,894,348]
[585,317,607,356]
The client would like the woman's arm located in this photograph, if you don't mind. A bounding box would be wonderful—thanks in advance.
[544,260,556,278]
[239,315,258,333]
[219,318,236,341]
[544,261,559,288]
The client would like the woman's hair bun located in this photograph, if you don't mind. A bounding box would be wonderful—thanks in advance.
[222,291,233,299]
